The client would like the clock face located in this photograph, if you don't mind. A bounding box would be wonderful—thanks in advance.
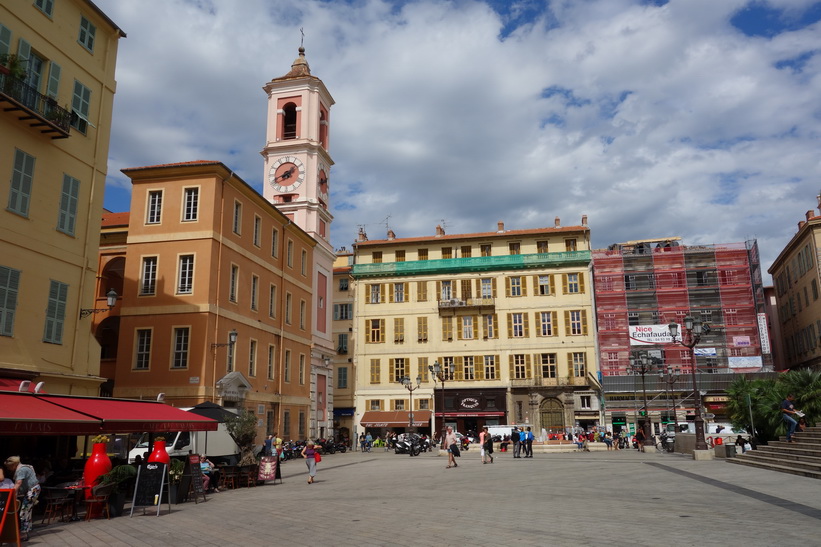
[268,156,305,192]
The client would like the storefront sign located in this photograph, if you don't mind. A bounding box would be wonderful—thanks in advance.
[460,397,480,409]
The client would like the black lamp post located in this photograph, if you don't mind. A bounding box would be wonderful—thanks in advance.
[429,361,455,443]
[669,316,710,451]
[211,329,238,348]
[630,352,654,449]
[660,366,681,432]
[399,375,422,430]
[79,289,118,318]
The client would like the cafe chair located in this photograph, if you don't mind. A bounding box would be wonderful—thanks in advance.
[220,466,238,490]
[239,465,258,487]
[84,483,115,521]
[41,488,73,524]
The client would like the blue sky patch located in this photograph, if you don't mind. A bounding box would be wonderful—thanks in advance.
[731,1,821,38]
[774,50,817,73]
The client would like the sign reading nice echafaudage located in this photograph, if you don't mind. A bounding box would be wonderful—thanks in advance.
[628,324,676,345]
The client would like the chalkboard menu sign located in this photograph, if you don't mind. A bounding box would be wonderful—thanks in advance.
[182,454,206,504]
[0,489,19,544]
[130,463,170,517]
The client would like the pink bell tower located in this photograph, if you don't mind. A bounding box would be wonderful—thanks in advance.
[262,46,335,438]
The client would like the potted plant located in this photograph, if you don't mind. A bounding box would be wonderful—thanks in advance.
[97,464,137,517]
[0,54,27,80]
[167,458,185,504]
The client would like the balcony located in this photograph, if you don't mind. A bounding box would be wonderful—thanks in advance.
[0,73,71,139]
[509,376,590,388]
[438,297,495,311]
[352,250,592,278]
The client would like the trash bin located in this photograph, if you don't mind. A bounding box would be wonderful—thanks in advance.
[715,444,736,458]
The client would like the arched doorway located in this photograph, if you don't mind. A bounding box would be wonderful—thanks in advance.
[540,398,564,434]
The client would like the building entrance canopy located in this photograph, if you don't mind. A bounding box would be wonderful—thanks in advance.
[360,410,432,428]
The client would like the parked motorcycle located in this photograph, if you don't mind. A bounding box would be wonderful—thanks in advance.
[418,434,432,453]
[394,433,422,456]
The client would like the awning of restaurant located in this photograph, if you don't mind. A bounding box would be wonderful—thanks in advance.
[0,392,218,435]
[360,410,432,427]
[0,392,102,435]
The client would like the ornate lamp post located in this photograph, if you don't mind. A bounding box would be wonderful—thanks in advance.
[630,352,654,448]
[399,375,422,430]
[669,316,710,451]
[79,289,118,318]
[660,366,681,432]
[428,361,455,442]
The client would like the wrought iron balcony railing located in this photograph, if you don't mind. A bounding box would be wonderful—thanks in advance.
[0,72,72,138]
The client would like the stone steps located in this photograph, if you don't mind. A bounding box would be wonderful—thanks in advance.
[727,429,821,479]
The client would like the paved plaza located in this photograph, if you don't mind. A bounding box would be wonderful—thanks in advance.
[23,448,819,546]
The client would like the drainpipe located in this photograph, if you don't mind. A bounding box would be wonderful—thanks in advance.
[211,171,233,402]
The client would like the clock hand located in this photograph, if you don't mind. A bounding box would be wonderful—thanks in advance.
[274,167,295,182]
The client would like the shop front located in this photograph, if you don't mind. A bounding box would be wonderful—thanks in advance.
[439,388,507,437]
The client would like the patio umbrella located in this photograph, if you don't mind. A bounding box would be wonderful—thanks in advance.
[187,402,236,454]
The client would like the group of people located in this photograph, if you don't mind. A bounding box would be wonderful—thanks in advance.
[510,427,535,458]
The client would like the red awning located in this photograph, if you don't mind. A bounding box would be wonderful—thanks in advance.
[38,395,218,433]
[0,392,102,435]
[360,410,432,427]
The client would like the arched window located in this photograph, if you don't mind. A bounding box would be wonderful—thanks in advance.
[100,257,124,299]
[540,398,565,433]
[319,109,328,148]
[282,103,297,140]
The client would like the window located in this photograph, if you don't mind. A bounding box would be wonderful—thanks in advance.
[43,281,68,344]
[232,201,242,234]
[512,354,529,379]
[539,353,557,378]
[418,399,431,410]
[418,248,428,261]
[572,352,586,377]
[537,275,552,295]
[395,250,405,262]
[57,174,80,235]
[481,244,492,257]
[9,149,35,217]
[369,284,382,304]
[394,318,404,343]
[253,216,261,247]
[271,228,279,257]
[71,80,91,133]
[725,308,737,326]
[286,240,294,267]
[283,410,291,437]
[417,316,428,342]
[509,242,520,255]
[334,303,353,320]
[393,282,405,303]
[564,273,583,294]
[337,333,348,354]
[229,265,239,302]
[509,276,523,297]
[461,246,472,258]
[172,327,190,369]
[183,188,198,221]
[481,278,494,298]
[285,293,292,324]
[135,329,152,369]
[35,0,54,16]
[140,257,157,295]
[463,356,475,380]
[368,399,383,411]
[248,341,256,376]
[284,350,291,382]
[461,316,474,340]
[301,250,307,276]
[628,312,639,326]
[567,310,586,335]
[580,395,592,409]
[370,359,381,384]
[146,190,162,224]
[483,314,496,339]
[372,251,382,263]
[78,16,96,51]
[484,355,497,380]
[268,284,277,318]
[442,247,452,259]
[440,280,452,300]
[366,319,384,343]
[538,311,556,336]
[537,240,548,253]
[267,345,275,379]
[565,239,577,251]
[0,266,20,336]
[339,278,349,291]
[251,275,259,310]
[392,358,407,382]
[509,313,527,338]
[442,317,453,341]
[299,300,306,329]
[178,255,194,294]
[338,366,348,389]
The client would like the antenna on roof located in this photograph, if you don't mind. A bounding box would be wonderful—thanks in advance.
[440,218,450,231]
[300,27,305,48]
[381,214,392,235]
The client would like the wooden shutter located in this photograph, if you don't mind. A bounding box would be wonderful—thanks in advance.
[508,354,515,379]
[436,281,441,302]
[567,353,574,377]
[549,274,555,296]
[564,311,571,336]
[379,284,385,303]
[47,62,61,99]
[379,319,386,342]
[582,310,588,335]
[525,354,532,378]
[506,313,513,338]
[579,272,586,293]
[388,284,394,303]
[491,278,497,298]
[562,274,569,294]
[521,276,528,297]
[472,315,479,339]
[475,357,484,381]
[454,356,464,381]
[523,313,530,337]
[551,311,558,336]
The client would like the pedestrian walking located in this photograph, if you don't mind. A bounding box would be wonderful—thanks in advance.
[4,456,40,541]
[301,441,318,484]
[780,394,802,442]
[511,427,521,458]
[523,426,534,457]
[636,427,646,452]
[479,426,494,464]
[444,426,459,468]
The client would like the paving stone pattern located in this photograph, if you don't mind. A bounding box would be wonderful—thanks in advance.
[26,448,819,546]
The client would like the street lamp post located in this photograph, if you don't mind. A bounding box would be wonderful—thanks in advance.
[669,316,710,451]
[630,352,654,450]
[660,366,681,432]
[399,374,422,430]
[429,361,455,444]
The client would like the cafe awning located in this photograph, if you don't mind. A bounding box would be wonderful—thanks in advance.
[0,392,218,436]
[360,410,432,427]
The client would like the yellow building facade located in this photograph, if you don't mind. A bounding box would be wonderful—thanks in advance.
[331,250,355,442]
[0,1,123,394]
[351,219,602,440]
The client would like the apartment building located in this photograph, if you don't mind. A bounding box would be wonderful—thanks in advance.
[331,250,355,441]
[351,218,601,439]
[0,1,123,394]
[98,161,315,442]
[769,197,821,370]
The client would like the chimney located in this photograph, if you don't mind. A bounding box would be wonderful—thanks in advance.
[807,210,814,221]
[435,225,445,237]
[497,221,505,233]
[799,221,806,230]
[581,215,588,227]
[357,227,368,242]
[387,229,396,240]
[554,217,561,227]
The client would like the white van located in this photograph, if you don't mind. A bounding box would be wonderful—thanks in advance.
[127,423,239,464]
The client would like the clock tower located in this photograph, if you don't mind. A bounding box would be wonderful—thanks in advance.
[262,46,335,438]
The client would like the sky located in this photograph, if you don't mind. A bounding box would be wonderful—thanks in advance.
[94,0,821,281]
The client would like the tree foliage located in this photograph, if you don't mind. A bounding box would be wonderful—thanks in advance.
[224,409,259,466]
[726,370,821,443]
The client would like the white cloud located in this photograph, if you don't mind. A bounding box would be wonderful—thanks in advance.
[95,0,821,279]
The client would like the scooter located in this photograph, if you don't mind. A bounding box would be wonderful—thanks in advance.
[394,434,422,456]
